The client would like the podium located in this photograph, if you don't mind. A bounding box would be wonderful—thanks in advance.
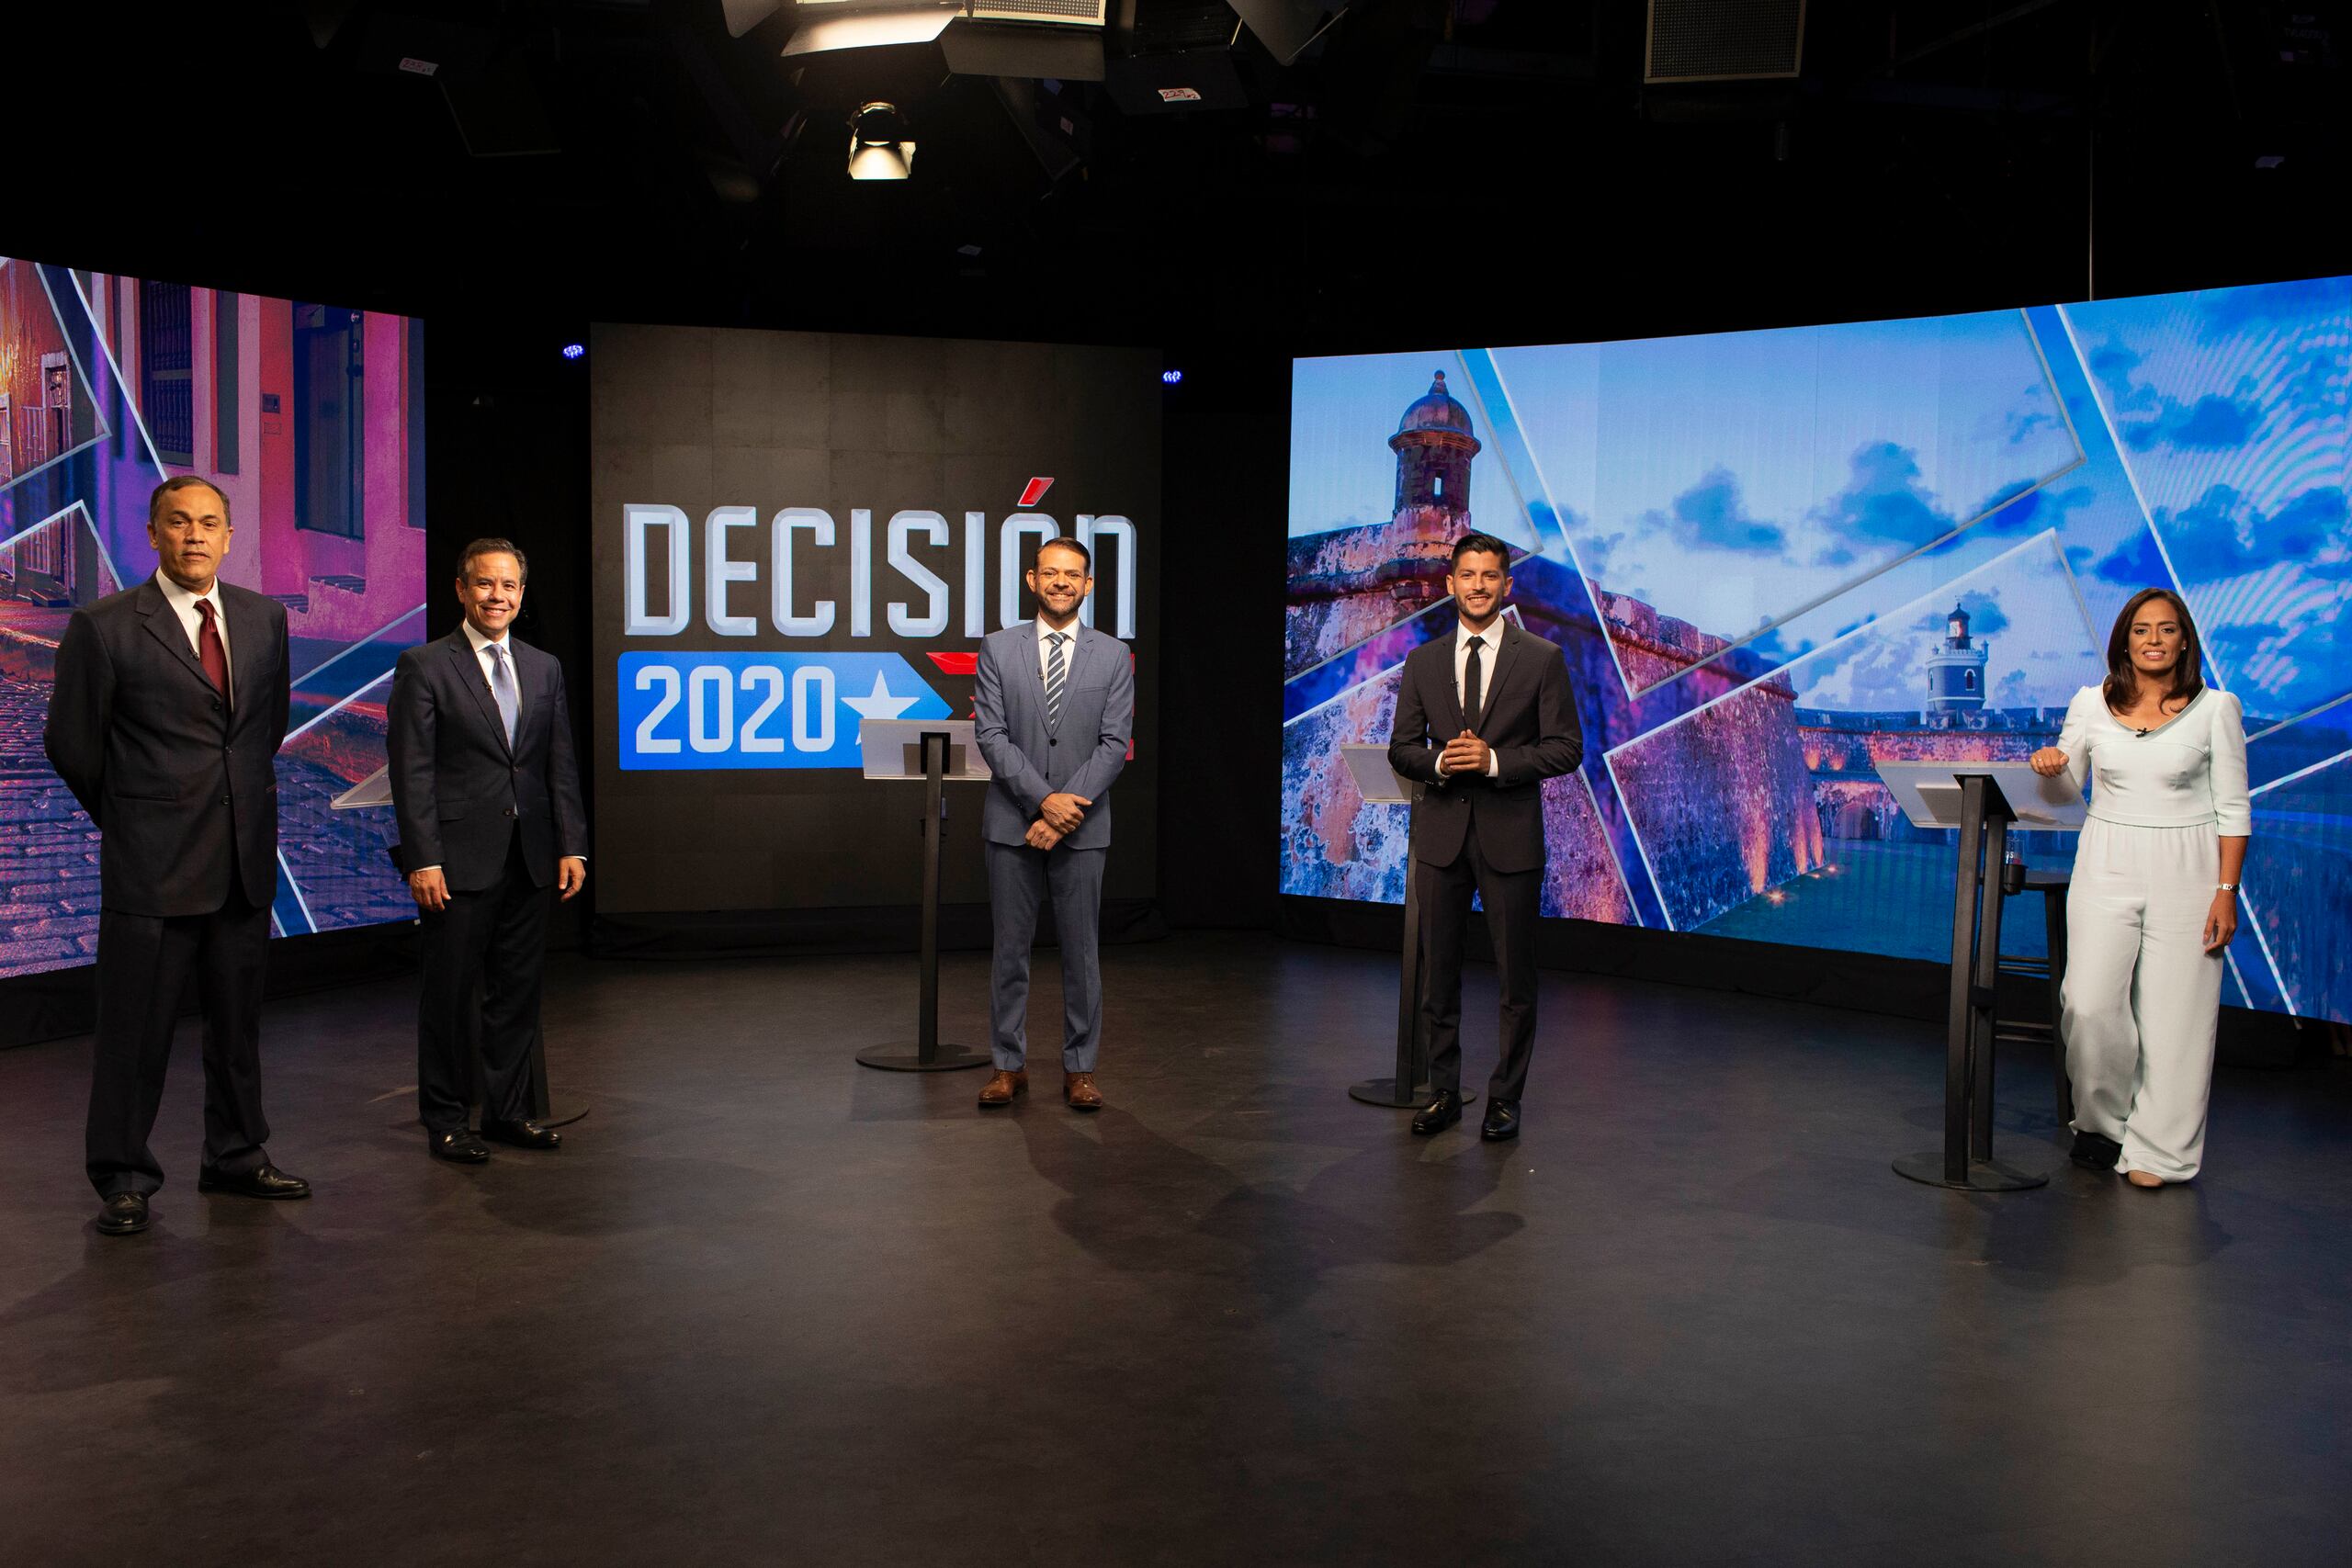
[1879,761,2086,1190]
[854,717,993,1074]
[1338,745,1472,1111]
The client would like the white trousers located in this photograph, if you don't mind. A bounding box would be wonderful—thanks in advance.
[2060,818,2224,1181]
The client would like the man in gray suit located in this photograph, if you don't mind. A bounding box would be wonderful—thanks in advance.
[970,536,1135,1111]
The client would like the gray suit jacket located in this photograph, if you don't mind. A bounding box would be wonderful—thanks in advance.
[972,621,1134,851]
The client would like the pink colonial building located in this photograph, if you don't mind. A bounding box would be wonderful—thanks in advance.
[81,274,424,643]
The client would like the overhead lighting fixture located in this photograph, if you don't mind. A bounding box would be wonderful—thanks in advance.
[847,101,916,180]
[786,1,962,58]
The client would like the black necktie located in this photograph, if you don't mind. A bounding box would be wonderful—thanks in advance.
[1463,635,1484,727]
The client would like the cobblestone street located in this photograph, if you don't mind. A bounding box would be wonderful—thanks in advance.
[0,671,102,977]
[2,671,413,977]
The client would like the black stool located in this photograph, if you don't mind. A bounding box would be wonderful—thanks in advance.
[1996,866,2075,1125]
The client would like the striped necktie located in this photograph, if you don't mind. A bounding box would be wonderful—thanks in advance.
[1045,631,1068,730]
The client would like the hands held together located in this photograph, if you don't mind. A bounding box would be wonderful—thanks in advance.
[1439,730,1492,777]
[1027,791,1092,851]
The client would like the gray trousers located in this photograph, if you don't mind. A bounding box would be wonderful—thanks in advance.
[986,840,1106,1073]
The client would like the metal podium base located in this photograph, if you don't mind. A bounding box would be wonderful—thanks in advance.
[1348,1077,1476,1110]
[1892,1152,2051,1191]
[855,1043,992,1073]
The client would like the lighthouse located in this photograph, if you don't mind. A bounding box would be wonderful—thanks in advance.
[1385,371,1483,600]
[1926,602,1989,726]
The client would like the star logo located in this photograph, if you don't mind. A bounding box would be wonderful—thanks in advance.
[841,670,920,722]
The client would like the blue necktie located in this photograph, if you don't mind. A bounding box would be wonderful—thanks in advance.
[488,642,518,747]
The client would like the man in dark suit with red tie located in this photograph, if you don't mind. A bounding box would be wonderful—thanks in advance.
[1386,532,1584,1142]
[44,475,311,1235]
[388,538,588,1164]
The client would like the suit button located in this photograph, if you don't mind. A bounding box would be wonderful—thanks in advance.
[1048,738,1057,746]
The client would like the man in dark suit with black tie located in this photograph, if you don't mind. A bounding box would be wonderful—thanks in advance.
[1386,532,1583,1141]
[44,475,311,1235]
[388,538,588,1164]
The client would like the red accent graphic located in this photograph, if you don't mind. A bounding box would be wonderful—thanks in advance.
[1017,477,1055,507]
[927,651,979,676]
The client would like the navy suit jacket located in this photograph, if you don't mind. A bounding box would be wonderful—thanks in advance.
[44,578,289,918]
[387,628,588,892]
[971,621,1133,851]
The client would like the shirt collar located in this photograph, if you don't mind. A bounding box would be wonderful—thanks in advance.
[154,569,221,616]
[1458,619,1501,648]
[461,619,512,657]
[1035,615,1080,645]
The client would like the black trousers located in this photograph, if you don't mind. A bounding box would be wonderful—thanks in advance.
[416,829,550,1134]
[1418,818,1542,1103]
[86,884,273,1197]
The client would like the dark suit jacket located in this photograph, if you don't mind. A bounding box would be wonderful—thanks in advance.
[387,628,588,892]
[1386,619,1583,874]
[44,577,289,918]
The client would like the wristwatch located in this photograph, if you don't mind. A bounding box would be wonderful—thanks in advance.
[2216,883,2239,893]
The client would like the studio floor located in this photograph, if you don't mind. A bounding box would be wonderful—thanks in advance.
[1,933,2346,1568]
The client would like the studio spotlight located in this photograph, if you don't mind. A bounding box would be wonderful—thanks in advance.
[560,343,586,360]
[848,101,915,180]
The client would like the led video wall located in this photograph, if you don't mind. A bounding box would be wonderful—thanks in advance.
[589,324,1160,914]
[1284,276,2351,1026]
[0,256,426,978]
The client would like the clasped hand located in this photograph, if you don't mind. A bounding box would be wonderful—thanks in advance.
[1440,731,1492,776]
[2029,746,2070,777]
[1028,790,1091,851]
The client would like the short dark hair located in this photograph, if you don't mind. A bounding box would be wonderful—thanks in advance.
[1032,536,1091,572]
[457,537,529,584]
[148,475,230,526]
[1450,532,1511,570]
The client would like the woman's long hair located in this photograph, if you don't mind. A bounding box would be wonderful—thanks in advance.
[2101,587,2205,715]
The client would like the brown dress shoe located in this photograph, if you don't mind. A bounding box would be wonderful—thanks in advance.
[1064,1072,1103,1111]
[978,1069,1027,1107]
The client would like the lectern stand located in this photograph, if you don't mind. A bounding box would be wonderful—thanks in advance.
[1338,745,1472,1111]
[1880,761,2085,1191]
[854,717,992,1073]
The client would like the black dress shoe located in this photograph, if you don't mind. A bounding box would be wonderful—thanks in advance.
[1410,1089,1464,1136]
[96,1192,150,1235]
[2070,1131,2122,1170]
[481,1118,561,1151]
[429,1129,492,1164]
[198,1162,311,1200]
[1481,1099,1521,1142]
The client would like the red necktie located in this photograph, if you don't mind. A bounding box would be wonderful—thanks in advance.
[196,599,231,703]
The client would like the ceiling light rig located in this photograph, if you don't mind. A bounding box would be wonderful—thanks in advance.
[847,101,916,179]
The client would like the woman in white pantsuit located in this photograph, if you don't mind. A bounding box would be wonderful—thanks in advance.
[2031,588,2250,1189]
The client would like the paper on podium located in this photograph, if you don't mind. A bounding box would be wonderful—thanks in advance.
[1878,760,2087,831]
[858,718,993,782]
[1342,743,1421,805]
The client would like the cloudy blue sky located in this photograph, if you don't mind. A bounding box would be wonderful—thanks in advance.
[2064,276,2350,716]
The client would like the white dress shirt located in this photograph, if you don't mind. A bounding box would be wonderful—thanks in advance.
[461,618,519,710]
[1035,615,1080,682]
[1436,620,1503,778]
[153,569,232,689]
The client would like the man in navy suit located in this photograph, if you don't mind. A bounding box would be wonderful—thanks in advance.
[970,536,1135,1111]
[45,475,311,1235]
[388,538,588,1164]
[1387,532,1583,1142]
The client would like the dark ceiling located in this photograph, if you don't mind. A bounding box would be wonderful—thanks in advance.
[10,1,2346,354]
